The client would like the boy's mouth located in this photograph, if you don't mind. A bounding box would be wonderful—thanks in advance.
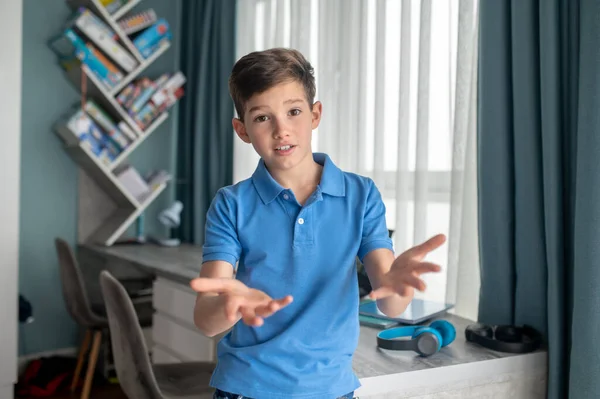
[275,145,296,155]
[275,145,295,151]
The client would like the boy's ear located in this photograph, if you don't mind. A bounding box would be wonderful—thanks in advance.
[232,118,251,143]
[311,101,322,129]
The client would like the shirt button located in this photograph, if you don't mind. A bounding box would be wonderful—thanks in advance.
[283,193,289,200]
[298,218,304,225]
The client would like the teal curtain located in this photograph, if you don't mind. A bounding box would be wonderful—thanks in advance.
[175,0,236,244]
[478,0,600,398]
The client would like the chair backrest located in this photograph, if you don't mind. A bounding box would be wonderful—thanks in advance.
[99,270,164,399]
[54,238,102,328]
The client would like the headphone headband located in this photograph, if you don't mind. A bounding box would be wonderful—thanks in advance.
[377,326,420,351]
[465,323,542,354]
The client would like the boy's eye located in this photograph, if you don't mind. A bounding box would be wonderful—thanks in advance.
[254,115,269,123]
[289,109,301,116]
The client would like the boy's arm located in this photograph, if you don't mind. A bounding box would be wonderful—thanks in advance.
[359,179,443,317]
[193,260,239,337]
[359,179,410,316]
[363,235,446,317]
[192,261,294,337]
[362,248,413,317]
[192,188,242,337]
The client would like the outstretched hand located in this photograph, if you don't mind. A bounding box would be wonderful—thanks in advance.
[190,278,293,327]
[369,234,446,299]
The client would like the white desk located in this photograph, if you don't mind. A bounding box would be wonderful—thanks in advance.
[79,244,548,398]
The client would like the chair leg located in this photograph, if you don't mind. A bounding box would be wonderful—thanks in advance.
[81,330,102,399]
[71,329,92,392]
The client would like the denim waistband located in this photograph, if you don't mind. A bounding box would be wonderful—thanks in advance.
[213,389,355,399]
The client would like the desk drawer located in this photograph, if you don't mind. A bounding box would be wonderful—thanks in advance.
[152,312,215,362]
[153,277,197,325]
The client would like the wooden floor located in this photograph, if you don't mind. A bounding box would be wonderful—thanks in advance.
[17,383,128,399]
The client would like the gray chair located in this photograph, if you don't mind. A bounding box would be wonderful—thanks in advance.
[99,270,216,399]
[54,238,107,399]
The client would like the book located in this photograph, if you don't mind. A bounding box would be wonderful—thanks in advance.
[87,44,124,81]
[114,71,186,130]
[84,100,130,150]
[359,315,399,329]
[74,7,138,72]
[129,73,170,114]
[126,77,153,113]
[59,109,116,166]
[118,121,138,140]
[118,9,158,35]
[150,72,186,107]
[63,28,121,88]
[133,19,172,58]
[115,164,151,202]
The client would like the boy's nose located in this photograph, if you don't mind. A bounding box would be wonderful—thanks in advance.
[272,119,290,138]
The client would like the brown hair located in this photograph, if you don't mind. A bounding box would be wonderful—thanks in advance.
[228,48,316,121]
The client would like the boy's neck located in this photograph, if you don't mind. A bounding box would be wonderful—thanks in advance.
[266,154,323,202]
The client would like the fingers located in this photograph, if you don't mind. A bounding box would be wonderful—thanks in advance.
[255,302,278,318]
[409,261,442,275]
[273,295,294,308]
[368,286,398,300]
[403,274,426,291]
[190,277,245,295]
[240,306,263,327]
[255,296,294,318]
[226,294,294,327]
[410,234,447,258]
[369,275,426,300]
[225,296,264,325]
[224,295,245,322]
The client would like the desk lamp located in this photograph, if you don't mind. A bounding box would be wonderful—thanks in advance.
[155,201,183,247]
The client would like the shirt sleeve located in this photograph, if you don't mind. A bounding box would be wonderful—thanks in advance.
[201,188,242,267]
[357,179,394,261]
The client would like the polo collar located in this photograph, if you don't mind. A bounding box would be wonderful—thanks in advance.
[252,153,346,204]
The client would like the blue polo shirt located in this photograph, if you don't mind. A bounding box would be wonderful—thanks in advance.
[202,152,393,399]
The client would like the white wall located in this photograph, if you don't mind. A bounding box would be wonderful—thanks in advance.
[0,0,22,397]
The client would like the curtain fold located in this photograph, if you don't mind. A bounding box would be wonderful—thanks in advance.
[478,0,600,397]
[175,0,237,244]
[446,0,480,319]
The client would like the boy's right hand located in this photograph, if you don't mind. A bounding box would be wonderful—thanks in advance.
[190,278,293,327]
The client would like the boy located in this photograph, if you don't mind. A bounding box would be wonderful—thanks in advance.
[191,48,445,399]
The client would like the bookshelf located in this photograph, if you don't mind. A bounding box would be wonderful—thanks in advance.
[66,0,146,62]
[63,62,170,137]
[52,0,184,246]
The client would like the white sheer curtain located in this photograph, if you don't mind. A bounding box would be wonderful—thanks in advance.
[234,0,480,320]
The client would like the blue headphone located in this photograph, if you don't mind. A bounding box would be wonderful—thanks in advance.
[376,320,456,356]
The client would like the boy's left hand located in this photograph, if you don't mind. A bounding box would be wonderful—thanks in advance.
[368,234,446,299]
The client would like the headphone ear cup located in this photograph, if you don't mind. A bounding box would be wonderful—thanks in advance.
[429,320,456,347]
[495,325,523,343]
[466,323,494,340]
[412,327,442,355]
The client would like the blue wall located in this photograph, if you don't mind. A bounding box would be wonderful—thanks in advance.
[19,0,181,355]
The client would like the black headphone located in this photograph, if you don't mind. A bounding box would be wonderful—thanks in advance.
[465,323,543,354]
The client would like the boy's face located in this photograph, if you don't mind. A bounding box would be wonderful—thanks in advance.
[232,80,322,173]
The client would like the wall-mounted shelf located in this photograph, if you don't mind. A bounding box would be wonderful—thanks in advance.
[108,42,170,95]
[53,0,184,246]
[64,63,170,137]
[110,0,143,20]
[66,0,145,62]
[88,182,166,246]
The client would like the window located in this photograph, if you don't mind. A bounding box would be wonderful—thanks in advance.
[236,0,478,306]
